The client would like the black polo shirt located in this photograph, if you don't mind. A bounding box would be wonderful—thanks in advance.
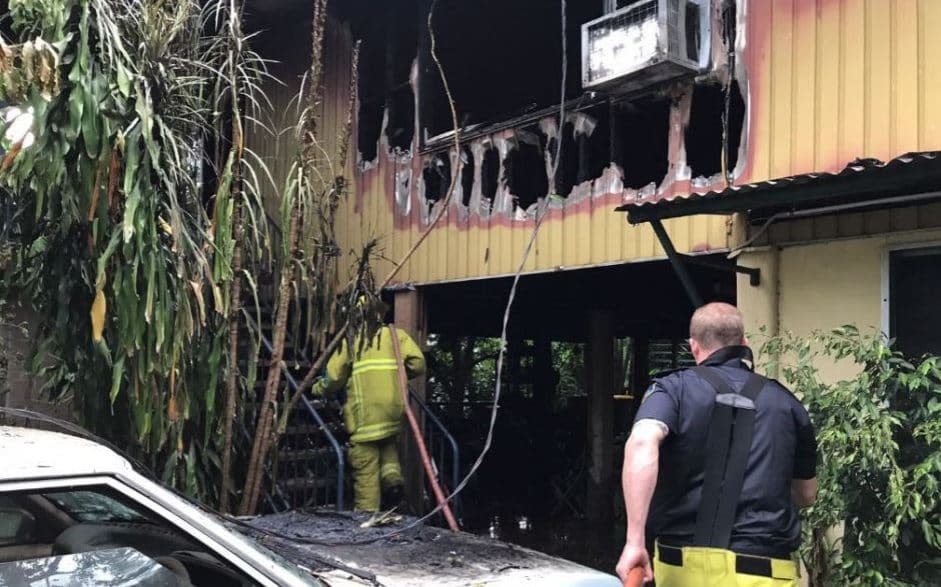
[634,345,817,558]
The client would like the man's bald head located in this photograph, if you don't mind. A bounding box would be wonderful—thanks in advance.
[689,302,746,357]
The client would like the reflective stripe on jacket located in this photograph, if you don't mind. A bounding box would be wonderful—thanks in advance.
[318,326,425,443]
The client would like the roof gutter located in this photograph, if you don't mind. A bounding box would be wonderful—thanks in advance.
[621,155,941,308]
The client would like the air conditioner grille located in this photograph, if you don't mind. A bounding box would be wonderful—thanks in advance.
[586,0,659,84]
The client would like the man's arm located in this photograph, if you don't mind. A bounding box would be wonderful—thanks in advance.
[616,419,668,582]
[792,413,818,508]
[624,420,668,546]
[792,477,817,508]
[397,329,426,379]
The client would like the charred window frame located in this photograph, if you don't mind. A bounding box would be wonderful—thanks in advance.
[418,0,606,145]
[504,131,549,212]
[353,0,419,162]
[612,96,671,190]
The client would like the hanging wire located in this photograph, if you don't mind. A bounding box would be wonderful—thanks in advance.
[1,0,574,553]
[277,0,573,545]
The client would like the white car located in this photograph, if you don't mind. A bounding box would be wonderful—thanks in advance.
[0,425,621,586]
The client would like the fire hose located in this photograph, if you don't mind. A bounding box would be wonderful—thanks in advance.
[389,325,460,532]
[624,567,644,587]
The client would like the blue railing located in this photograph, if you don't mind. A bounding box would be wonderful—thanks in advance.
[409,387,462,520]
[244,314,346,512]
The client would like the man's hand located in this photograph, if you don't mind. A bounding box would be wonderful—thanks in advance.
[616,543,652,584]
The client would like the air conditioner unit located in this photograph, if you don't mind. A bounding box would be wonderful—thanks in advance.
[582,0,711,93]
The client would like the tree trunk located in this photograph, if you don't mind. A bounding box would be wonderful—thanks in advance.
[220,200,243,513]
[238,198,299,515]
[220,24,247,511]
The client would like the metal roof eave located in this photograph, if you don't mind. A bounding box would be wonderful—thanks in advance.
[618,152,941,225]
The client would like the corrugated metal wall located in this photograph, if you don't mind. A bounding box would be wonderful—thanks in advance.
[251,1,941,287]
[742,0,941,183]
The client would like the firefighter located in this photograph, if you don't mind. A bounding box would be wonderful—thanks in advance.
[314,318,426,512]
[616,302,818,586]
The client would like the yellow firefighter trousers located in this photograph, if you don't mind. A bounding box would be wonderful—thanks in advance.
[654,543,798,587]
[349,436,404,512]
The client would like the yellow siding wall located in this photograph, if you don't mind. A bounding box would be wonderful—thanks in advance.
[256,0,941,287]
[738,226,941,383]
[743,0,941,183]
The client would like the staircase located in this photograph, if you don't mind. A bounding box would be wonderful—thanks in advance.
[242,311,347,512]
[240,306,461,518]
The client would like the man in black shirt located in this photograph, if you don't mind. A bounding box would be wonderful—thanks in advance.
[615,303,817,586]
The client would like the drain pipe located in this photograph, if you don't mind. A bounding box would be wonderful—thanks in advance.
[390,325,461,532]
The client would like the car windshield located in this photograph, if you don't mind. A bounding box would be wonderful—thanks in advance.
[43,490,151,523]
[155,487,324,586]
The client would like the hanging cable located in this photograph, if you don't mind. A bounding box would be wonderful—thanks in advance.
[252,0,573,547]
[302,0,572,544]
[3,0,574,552]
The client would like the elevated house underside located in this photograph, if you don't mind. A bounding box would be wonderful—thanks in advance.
[241,0,941,565]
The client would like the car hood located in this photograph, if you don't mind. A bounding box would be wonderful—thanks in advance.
[240,511,621,587]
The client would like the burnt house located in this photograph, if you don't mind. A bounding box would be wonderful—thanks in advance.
[244,0,941,564]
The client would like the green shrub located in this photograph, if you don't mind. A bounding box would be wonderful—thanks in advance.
[760,326,941,586]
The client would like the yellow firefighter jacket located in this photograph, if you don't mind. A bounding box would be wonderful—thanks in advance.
[316,326,425,444]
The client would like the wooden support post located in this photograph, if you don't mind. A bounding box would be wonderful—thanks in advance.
[586,310,615,526]
[394,288,427,513]
[532,334,555,512]
[533,335,554,415]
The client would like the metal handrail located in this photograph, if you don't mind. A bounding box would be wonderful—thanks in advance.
[408,387,461,517]
[244,313,346,511]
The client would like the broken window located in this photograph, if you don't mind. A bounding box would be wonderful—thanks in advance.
[575,106,611,187]
[551,123,580,198]
[685,81,745,179]
[422,153,452,204]
[387,83,416,152]
[551,108,610,197]
[460,146,475,207]
[357,99,385,163]
[385,0,418,152]
[504,136,549,211]
[420,0,605,139]
[350,0,418,161]
[613,96,670,190]
[480,146,500,206]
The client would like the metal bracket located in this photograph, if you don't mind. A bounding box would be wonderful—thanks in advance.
[648,218,704,308]
[680,255,761,287]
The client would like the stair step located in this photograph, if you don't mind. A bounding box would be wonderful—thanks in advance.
[280,476,334,491]
[284,424,326,435]
[278,447,336,462]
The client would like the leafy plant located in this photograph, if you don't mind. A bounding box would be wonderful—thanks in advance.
[0,0,270,504]
[759,326,941,586]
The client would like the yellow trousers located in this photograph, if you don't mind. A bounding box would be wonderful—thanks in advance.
[654,543,798,587]
[349,436,404,512]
